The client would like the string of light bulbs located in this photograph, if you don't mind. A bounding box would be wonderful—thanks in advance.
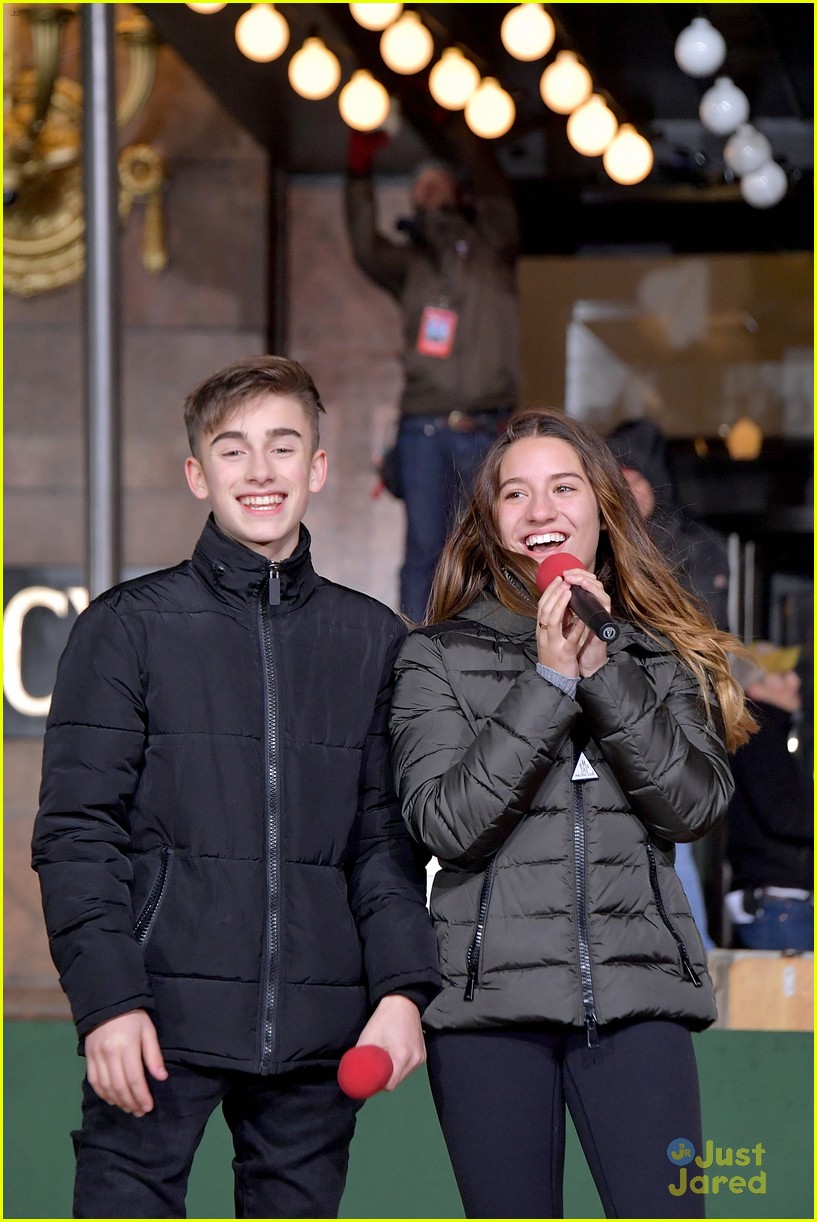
[673,14,788,209]
[183,3,654,184]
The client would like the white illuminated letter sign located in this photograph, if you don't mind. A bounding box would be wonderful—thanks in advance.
[3,585,89,717]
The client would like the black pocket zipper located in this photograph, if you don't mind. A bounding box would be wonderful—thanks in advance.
[645,842,702,986]
[464,857,498,1001]
[133,846,172,947]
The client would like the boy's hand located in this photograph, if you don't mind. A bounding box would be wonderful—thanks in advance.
[355,994,425,1091]
[84,1009,168,1117]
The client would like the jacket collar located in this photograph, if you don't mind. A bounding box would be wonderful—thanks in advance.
[191,514,318,611]
[457,592,670,658]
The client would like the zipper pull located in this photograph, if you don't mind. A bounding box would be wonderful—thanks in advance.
[680,950,703,987]
[464,966,477,1002]
[585,1013,599,1048]
[268,563,281,606]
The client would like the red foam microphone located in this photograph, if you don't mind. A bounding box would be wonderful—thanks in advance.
[536,552,619,642]
[337,1045,394,1099]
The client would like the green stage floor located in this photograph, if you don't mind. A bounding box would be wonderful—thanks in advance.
[4,1022,812,1219]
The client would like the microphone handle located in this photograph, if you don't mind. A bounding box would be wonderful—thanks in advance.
[569,586,620,642]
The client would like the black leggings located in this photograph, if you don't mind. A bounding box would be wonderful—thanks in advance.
[426,1020,704,1219]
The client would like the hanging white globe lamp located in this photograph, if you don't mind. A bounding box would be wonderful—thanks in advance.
[724,124,773,176]
[699,77,749,136]
[380,10,434,74]
[740,160,788,209]
[349,3,402,32]
[566,94,618,156]
[186,3,226,13]
[500,4,555,62]
[674,17,726,78]
[464,77,515,140]
[339,69,391,131]
[235,4,289,63]
[288,37,342,100]
[602,124,653,185]
[539,51,592,115]
[429,47,479,110]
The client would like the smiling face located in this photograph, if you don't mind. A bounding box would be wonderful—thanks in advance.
[184,393,327,562]
[496,436,601,572]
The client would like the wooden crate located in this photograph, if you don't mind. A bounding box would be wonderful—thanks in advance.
[708,949,814,1031]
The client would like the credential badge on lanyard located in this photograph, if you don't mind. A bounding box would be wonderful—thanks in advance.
[416,304,458,358]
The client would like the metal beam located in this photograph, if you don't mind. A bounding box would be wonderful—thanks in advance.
[81,4,121,597]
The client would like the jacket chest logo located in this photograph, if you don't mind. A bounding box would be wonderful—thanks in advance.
[571,752,599,782]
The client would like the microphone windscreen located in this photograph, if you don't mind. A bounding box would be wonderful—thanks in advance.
[337,1045,394,1099]
[536,552,582,594]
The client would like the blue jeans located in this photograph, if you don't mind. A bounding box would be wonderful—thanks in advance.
[674,841,714,952]
[735,896,814,951]
[396,416,499,623]
[72,1061,361,1218]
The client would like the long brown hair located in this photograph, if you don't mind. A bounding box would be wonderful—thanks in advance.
[428,410,755,750]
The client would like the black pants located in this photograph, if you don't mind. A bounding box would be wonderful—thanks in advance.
[72,1061,361,1218]
[426,1020,704,1219]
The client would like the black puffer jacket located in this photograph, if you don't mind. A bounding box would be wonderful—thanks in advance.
[33,518,440,1073]
[390,595,734,1037]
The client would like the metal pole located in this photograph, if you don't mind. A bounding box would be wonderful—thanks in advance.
[81,4,121,598]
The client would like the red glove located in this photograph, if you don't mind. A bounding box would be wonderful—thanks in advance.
[348,130,390,176]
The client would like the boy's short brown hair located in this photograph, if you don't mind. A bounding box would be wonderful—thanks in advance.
[184,355,326,456]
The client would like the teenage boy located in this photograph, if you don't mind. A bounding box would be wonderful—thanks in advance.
[32,355,440,1219]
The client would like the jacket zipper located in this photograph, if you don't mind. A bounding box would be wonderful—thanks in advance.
[645,843,703,986]
[133,846,171,947]
[572,746,599,1047]
[464,856,498,1001]
[259,561,281,1070]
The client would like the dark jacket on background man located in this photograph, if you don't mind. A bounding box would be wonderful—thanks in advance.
[607,418,730,629]
[390,596,734,1037]
[345,154,519,420]
[32,517,440,1072]
[727,699,813,892]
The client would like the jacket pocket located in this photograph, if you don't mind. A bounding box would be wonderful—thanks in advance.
[132,846,172,948]
[645,843,702,986]
[464,857,498,1001]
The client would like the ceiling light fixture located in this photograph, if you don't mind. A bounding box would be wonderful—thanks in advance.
[464,77,515,140]
[674,16,726,78]
[602,124,653,185]
[234,4,289,63]
[724,124,773,176]
[740,160,788,209]
[699,76,749,136]
[540,51,592,115]
[288,37,341,101]
[379,10,434,75]
[185,3,226,13]
[566,93,617,156]
[339,68,391,130]
[500,4,555,62]
[349,3,403,32]
[428,47,479,110]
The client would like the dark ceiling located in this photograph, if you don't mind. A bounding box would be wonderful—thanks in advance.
[137,3,813,254]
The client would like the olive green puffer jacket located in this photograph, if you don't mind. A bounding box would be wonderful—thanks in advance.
[390,595,734,1037]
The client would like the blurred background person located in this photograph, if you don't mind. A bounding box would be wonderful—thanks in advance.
[606,416,731,950]
[726,642,813,951]
[345,116,519,622]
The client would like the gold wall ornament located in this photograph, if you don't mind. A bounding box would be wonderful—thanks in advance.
[3,7,165,297]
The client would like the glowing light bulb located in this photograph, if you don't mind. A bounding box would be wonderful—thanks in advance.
[288,37,341,100]
[602,124,653,185]
[235,5,289,63]
[566,94,617,156]
[339,69,390,131]
[540,51,592,114]
[186,3,226,12]
[429,47,479,110]
[464,77,515,140]
[500,4,555,62]
[349,3,402,31]
[380,10,434,74]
